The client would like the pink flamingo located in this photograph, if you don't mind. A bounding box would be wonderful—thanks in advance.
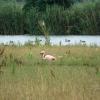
[40,51,56,61]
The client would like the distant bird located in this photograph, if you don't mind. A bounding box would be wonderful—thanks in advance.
[40,51,56,61]
[80,40,86,43]
[65,39,70,42]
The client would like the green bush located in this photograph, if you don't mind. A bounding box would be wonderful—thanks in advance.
[23,0,74,11]
[68,1,100,35]
[0,2,24,35]
[40,1,100,35]
[0,0,100,35]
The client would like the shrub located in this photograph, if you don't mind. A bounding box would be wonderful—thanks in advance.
[0,2,24,35]
[0,0,100,35]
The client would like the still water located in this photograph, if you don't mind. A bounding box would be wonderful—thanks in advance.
[0,35,100,46]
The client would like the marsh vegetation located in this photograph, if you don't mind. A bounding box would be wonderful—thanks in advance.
[0,0,100,100]
[0,0,100,35]
[0,44,100,100]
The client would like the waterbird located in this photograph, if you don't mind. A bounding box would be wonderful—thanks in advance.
[65,39,70,42]
[80,40,86,43]
[40,51,56,61]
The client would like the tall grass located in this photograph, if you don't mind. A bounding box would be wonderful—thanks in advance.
[43,0,100,35]
[0,0,100,35]
[38,20,51,45]
[0,1,24,35]
[68,0,100,35]
[0,45,100,100]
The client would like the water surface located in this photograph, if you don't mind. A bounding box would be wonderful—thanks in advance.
[0,35,100,46]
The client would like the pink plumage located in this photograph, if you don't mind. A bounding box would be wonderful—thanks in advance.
[40,51,56,61]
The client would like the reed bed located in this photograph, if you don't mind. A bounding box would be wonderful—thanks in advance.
[0,0,100,35]
[0,45,100,100]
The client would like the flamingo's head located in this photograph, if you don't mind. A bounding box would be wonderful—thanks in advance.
[40,50,45,56]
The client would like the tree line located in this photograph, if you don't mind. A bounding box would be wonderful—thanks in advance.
[0,0,100,35]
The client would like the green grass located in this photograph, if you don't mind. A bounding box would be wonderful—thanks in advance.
[0,45,100,100]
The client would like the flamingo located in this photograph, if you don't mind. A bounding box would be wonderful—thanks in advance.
[40,51,56,61]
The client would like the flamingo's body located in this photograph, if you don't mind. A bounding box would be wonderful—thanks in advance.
[43,55,56,60]
[40,51,56,61]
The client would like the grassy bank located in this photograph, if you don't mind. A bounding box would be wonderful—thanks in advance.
[0,0,100,35]
[0,45,100,100]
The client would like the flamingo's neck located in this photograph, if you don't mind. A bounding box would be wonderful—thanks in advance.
[42,53,45,59]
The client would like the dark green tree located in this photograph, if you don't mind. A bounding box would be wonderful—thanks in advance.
[23,0,46,11]
[23,0,74,11]
[46,0,74,7]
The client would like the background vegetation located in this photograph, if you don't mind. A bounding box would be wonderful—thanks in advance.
[0,0,100,35]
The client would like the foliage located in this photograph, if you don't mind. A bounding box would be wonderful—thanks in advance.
[0,2,24,35]
[23,0,74,11]
[68,0,100,35]
[38,20,50,45]
[0,0,100,35]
